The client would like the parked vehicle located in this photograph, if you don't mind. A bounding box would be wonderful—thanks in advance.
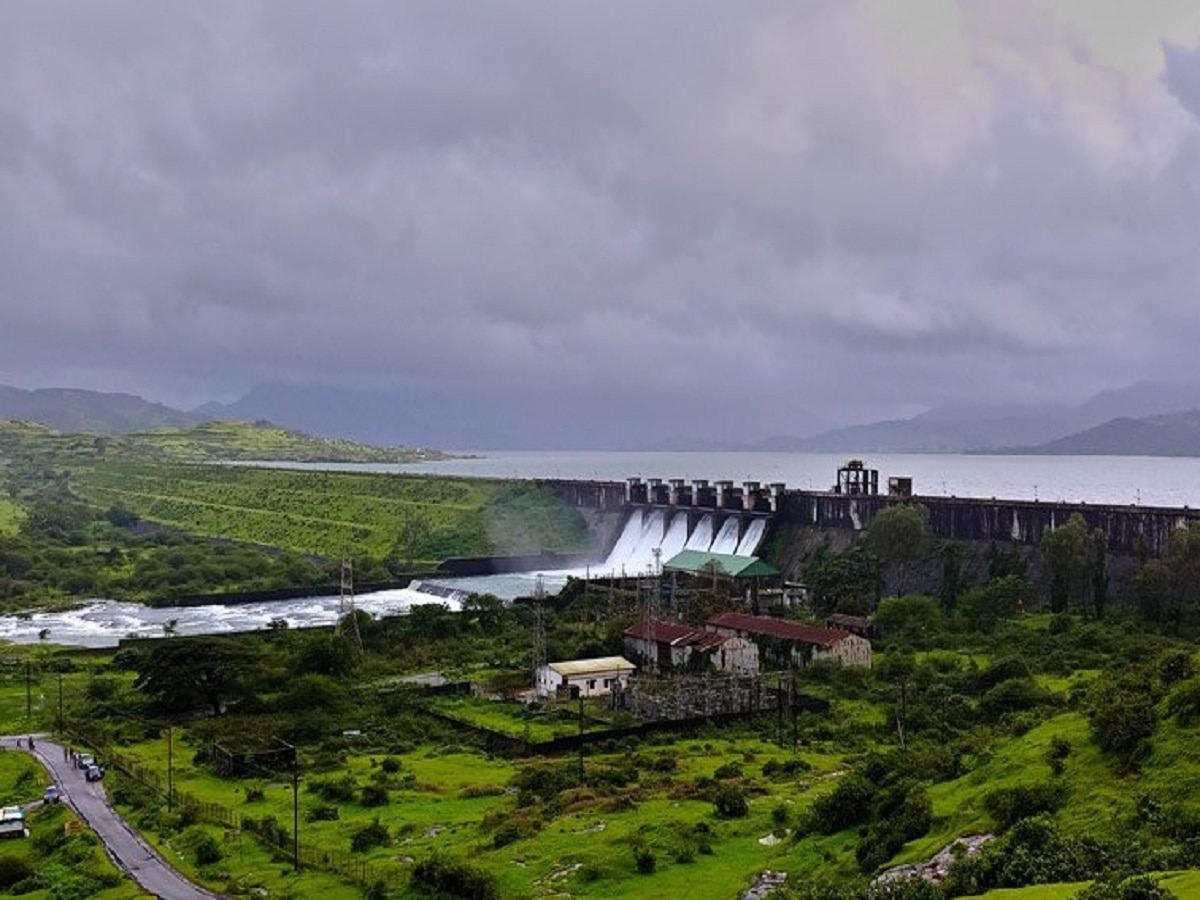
[43,785,60,803]
[76,753,95,769]
[85,765,104,782]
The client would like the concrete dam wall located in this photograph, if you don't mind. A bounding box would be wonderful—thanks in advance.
[542,477,1200,558]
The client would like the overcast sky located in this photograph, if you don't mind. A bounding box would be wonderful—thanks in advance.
[3,2,1200,446]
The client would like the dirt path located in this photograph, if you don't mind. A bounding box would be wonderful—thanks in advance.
[4,733,225,900]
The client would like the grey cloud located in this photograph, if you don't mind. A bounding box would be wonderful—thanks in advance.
[1,3,1200,441]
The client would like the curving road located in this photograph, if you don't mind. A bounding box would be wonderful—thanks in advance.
[5,734,224,900]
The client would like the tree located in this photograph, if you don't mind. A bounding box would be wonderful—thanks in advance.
[1140,524,1200,632]
[938,542,965,614]
[957,575,1028,633]
[868,505,929,595]
[805,544,878,615]
[1041,513,1093,615]
[133,636,272,716]
[874,595,942,646]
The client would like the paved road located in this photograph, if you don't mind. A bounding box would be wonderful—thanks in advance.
[5,733,224,900]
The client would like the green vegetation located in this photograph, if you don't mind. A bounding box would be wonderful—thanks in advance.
[0,748,145,899]
[70,464,590,560]
[0,420,591,607]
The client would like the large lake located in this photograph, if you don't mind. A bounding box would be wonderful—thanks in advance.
[8,451,1200,647]
[250,450,1200,508]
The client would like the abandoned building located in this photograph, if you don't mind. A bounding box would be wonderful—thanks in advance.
[824,613,874,638]
[534,656,636,699]
[706,612,872,668]
[623,620,759,675]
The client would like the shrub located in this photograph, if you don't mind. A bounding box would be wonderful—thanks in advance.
[983,781,1062,831]
[350,819,391,853]
[763,757,813,779]
[361,784,389,807]
[632,842,657,873]
[1046,735,1072,775]
[1075,874,1179,900]
[714,785,749,818]
[811,774,875,834]
[312,774,357,802]
[0,855,34,889]
[714,761,743,780]
[380,756,402,774]
[194,834,223,866]
[1089,685,1157,756]
[458,782,504,798]
[411,854,499,899]
[305,804,339,823]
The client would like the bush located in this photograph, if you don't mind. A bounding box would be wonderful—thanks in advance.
[713,761,743,780]
[412,854,500,899]
[380,756,402,773]
[632,842,657,873]
[1075,874,1179,900]
[1089,684,1156,756]
[312,774,357,802]
[714,785,749,818]
[1046,735,1072,775]
[0,855,34,889]
[811,774,875,834]
[983,781,1062,832]
[763,757,813,779]
[361,783,389,807]
[350,819,391,853]
[194,833,223,866]
[305,804,339,822]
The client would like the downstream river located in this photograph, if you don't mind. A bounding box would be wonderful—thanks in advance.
[8,451,1200,647]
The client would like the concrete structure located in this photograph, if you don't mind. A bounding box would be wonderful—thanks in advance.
[713,635,759,675]
[707,612,872,669]
[535,656,636,698]
[824,613,873,638]
[624,620,726,674]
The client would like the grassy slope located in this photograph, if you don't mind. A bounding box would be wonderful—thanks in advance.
[69,464,593,560]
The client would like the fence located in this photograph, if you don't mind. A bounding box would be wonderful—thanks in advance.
[64,721,406,891]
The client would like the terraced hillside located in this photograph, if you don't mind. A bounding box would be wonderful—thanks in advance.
[69,462,592,562]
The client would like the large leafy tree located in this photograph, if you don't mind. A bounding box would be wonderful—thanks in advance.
[133,636,274,717]
[1041,513,1093,615]
[868,504,929,595]
[1133,523,1200,632]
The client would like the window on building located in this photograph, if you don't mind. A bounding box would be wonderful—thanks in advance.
[587,679,596,690]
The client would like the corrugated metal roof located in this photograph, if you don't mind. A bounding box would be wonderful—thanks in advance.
[707,612,850,648]
[625,619,729,649]
[662,550,780,579]
[547,656,636,676]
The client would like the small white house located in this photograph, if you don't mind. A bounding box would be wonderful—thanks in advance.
[535,656,636,699]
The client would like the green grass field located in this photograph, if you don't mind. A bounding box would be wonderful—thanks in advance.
[68,463,593,560]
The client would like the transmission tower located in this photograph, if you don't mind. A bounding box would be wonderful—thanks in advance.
[337,553,364,652]
[531,574,547,690]
[642,547,663,625]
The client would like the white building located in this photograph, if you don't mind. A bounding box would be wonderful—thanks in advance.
[535,656,637,699]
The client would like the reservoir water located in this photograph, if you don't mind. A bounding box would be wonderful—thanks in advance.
[8,451,1200,647]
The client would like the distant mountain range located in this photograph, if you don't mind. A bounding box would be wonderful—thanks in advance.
[0,385,201,434]
[3,380,1200,457]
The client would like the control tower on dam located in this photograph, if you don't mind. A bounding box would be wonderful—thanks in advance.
[541,468,1200,559]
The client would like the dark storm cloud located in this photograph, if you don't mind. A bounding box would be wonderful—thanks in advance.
[2,1,1200,441]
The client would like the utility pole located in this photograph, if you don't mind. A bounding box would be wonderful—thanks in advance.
[57,674,63,734]
[25,661,31,720]
[577,692,585,781]
[292,761,300,872]
[167,726,174,812]
[531,574,547,692]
